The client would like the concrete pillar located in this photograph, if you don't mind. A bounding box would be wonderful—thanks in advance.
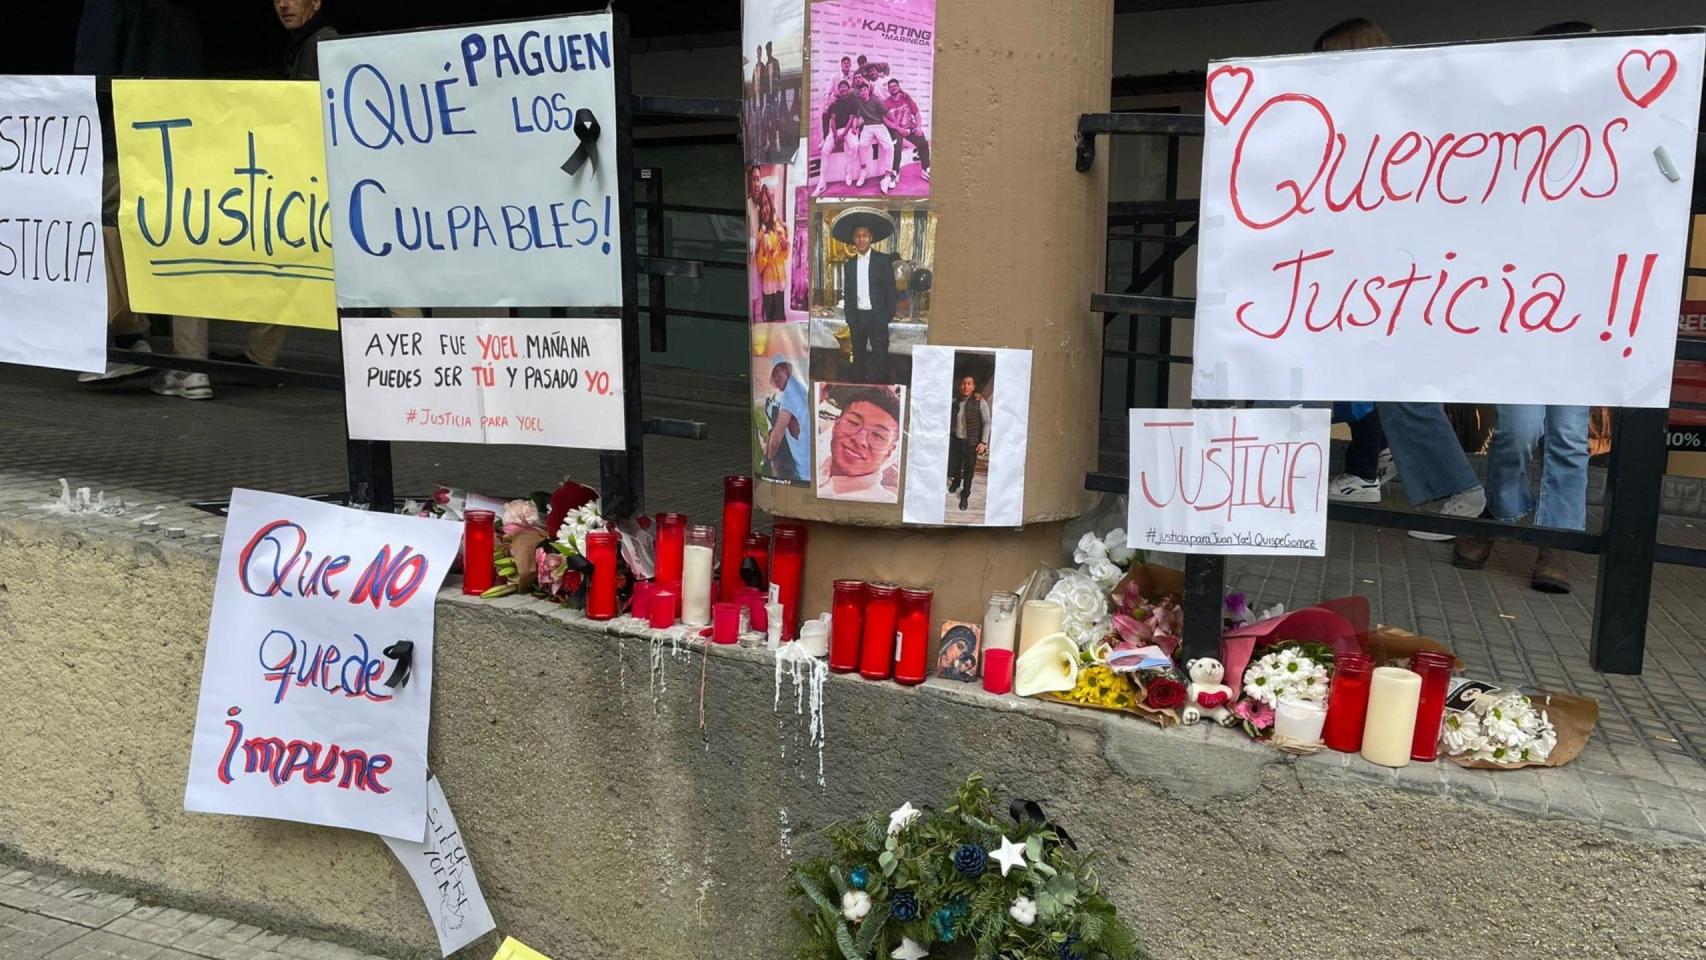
[759,0,1113,624]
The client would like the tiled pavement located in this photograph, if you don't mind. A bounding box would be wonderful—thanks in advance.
[7,363,1706,839]
[0,864,383,960]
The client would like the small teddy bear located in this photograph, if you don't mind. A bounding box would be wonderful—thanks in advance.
[1181,657,1238,727]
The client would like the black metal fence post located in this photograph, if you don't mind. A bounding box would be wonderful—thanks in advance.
[642,167,669,353]
[1591,406,1669,674]
[599,12,647,519]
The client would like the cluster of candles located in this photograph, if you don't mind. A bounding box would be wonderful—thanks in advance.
[1278,650,1456,766]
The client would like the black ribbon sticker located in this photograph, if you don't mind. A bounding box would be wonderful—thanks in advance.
[739,557,765,590]
[561,108,601,176]
[1009,798,1078,851]
[565,553,594,604]
[382,640,414,690]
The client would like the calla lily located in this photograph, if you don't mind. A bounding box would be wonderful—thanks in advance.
[1014,633,1080,697]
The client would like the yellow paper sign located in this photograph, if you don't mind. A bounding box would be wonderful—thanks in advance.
[113,80,335,330]
[491,937,555,960]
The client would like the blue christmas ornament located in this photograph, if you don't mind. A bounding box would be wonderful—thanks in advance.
[931,907,957,942]
[849,867,869,890]
[1057,937,1086,960]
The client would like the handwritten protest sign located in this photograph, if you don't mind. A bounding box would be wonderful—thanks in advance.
[383,775,497,957]
[319,13,621,308]
[113,81,335,330]
[1127,407,1329,557]
[1193,33,1706,407]
[1,75,106,373]
[184,490,460,840]
[340,314,625,449]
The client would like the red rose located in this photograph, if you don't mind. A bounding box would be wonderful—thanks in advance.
[544,480,600,539]
[1145,677,1187,710]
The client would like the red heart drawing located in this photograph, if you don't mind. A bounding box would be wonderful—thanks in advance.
[1206,65,1253,125]
[1617,48,1678,109]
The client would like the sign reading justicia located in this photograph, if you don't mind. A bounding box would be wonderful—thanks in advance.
[1193,33,1706,407]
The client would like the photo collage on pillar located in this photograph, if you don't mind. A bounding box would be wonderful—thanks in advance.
[744,0,937,500]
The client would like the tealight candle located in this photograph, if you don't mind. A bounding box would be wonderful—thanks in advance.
[1273,697,1328,742]
[1017,600,1063,656]
[798,618,830,658]
[1360,667,1422,768]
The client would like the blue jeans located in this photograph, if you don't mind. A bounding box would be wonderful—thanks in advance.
[1487,405,1590,531]
[1377,402,1479,506]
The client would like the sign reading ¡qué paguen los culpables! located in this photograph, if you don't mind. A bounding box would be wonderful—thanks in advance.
[318,13,621,308]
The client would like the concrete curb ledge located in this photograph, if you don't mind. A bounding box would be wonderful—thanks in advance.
[6,509,1706,959]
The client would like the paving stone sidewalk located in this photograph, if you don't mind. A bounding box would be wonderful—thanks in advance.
[0,865,387,960]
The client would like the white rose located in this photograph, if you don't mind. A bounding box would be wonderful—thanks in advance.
[1084,558,1122,591]
[1104,528,1136,565]
[841,890,872,922]
[1008,895,1037,926]
[1073,532,1106,565]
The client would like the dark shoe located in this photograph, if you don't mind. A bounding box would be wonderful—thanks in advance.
[948,479,958,493]
[958,492,969,511]
[1531,549,1572,594]
[1452,536,1493,570]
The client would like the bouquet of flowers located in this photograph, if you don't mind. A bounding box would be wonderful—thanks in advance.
[789,775,1144,960]
[1440,689,1559,766]
[1072,528,1137,592]
[1235,644,1332,738]
[1044,571,1111,650]
[482,480,648,612]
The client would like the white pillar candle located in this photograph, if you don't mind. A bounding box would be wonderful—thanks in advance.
[1360,667,1422,768]
[681,544,714,625]
[1017,600,1063,655]
[1273,697,1327,742]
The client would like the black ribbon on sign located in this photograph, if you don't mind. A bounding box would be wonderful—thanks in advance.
[739,557,765,590]
[561,108,601,176]
[1009,798,1078,851]
[382,640,414,690]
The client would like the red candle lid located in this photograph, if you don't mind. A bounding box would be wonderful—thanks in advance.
[899,587,933,601]
[772,523,807,543]
[586,530,617,545]
[724,475,754,499]
[656,512,687,527]
[866,581,899,597]
[464,509,495,522]
[744,532,770,549]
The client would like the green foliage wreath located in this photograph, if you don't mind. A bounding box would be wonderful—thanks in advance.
[789,776,1145,960]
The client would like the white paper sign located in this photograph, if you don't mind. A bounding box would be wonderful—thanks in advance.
[902,346,1032,527]
[1193,33,1706,407]
[0,75,106,373]
[341,313,626,449]
[319,14,621,307]
[1127,407,1330,556]
[184,490,461,840]
[384,775,497,957]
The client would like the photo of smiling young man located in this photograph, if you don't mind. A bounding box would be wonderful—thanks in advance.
[814,382,906,503]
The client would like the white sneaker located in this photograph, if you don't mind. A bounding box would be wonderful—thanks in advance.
[1377,447,1398,485]
[879,174,893,194]
[855,172,867,187]
[151,370,213,400]
[78,340,153,384]
[1327,473,1381,504]
[1408,485,1486,541]
[922,168,931,182]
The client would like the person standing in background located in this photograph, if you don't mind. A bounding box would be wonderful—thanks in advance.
[837,215,899,383]
[767,40,784,156]
[73,0,205,388]
[948,374,990,512]
[764,358,811,482]
[753,187,789,322]
[219,0,338,371]
[882,77,930,189]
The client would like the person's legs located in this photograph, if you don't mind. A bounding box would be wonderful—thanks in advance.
[867,311,890,382]
[947,435,965,492]
[889,130,905,173]
[246,324,289,366]
[908,131,930,173]
[1486,404,1545,523]
[1378,402,1479,506]
[846,310,870,380]
[1535,405,1590,531]
[152,316,212,399]
[1343,408,1382,482]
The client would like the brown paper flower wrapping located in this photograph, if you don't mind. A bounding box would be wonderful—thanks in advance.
[1045,665,1179,728]
[1446,690,1598,771]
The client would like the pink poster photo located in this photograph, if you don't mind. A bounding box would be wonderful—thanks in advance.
[809,0,935,200]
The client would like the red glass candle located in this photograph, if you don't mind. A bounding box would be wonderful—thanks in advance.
[829,579,866,674]
[655,512,686,586]
[631,581,654,621]
[895,588,933,686]
[1322,653,1375,753]
[1410,651,1455,761]
[584,531,618,620]
[739,586,768,633]
[712,601,741,644]
[742,532,770,589]
[983,649,1014,695]
[858,582,899,681]
[461,510,496,596]
[719,477,753,602]
[771,523,807,641]
[648,588,676,629]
